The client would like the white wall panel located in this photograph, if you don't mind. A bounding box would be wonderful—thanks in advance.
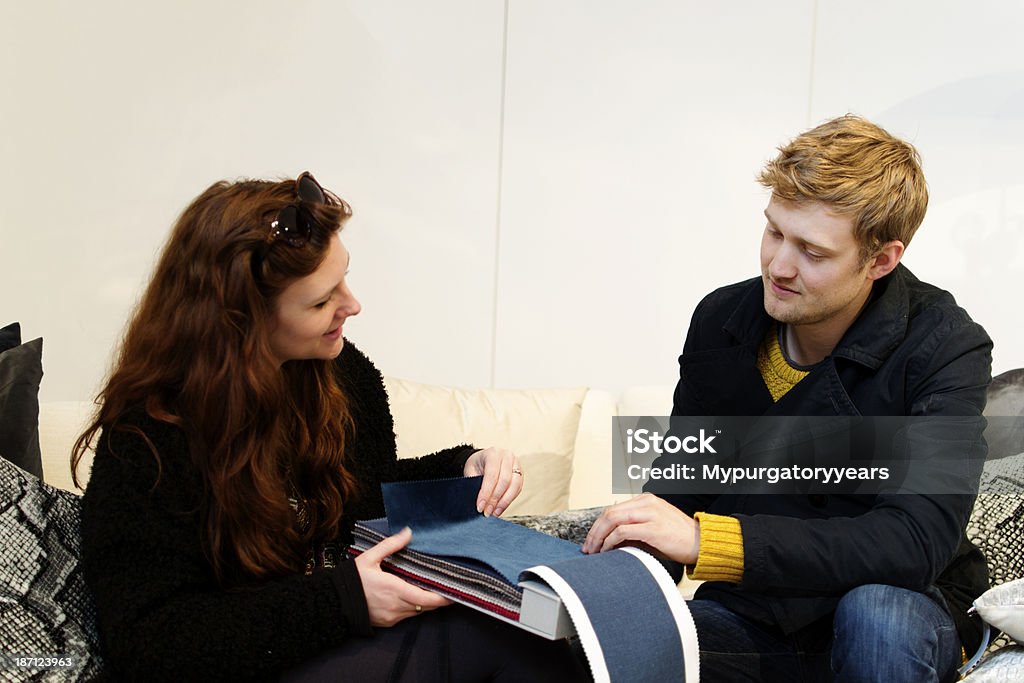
[812,0,1024,375]
[495,0,814,392]
[4,1,1022,404]
[0,0,505,400]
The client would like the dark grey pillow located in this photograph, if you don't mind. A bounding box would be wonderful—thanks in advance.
[0,321,20,353]
[0,337,43,479]
[0,457,104,680]
[984,369,1024,461]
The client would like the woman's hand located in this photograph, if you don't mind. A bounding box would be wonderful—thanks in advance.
[581,493,701,564]
[354,527,451,627]
[463,446,524,517]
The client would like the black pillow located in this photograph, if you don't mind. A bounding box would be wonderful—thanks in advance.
[0,321,21,353]
[0,335,44,479]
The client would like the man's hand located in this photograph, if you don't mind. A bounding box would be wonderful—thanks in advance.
[582,493,701,564]
[354,527,451,627]
[463,446,523,517]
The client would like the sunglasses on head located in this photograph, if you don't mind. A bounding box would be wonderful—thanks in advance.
[266,172,327,247]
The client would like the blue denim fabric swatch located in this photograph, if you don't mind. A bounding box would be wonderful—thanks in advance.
[382,476,583,584]
[527,550,687,683]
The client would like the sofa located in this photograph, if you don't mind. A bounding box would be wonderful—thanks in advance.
[2,325,1023,680]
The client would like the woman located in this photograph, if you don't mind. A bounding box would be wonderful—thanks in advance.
[73,173,588,682]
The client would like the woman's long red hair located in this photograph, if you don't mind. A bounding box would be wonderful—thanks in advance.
[72,177,357,584]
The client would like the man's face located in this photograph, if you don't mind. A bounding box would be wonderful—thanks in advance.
[760,196,875,329]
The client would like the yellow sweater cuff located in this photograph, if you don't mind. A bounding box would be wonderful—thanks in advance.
[690,512,744,583]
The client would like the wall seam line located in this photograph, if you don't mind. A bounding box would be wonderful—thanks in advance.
[490,0,510,388]
[807,0,819,126]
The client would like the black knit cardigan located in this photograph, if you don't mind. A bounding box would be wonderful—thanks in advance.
[80,341,473,682]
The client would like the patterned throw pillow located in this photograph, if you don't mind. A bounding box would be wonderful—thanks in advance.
[969,453,1024,587]
[967,452,1024,654]
[961,646,1024,682]
[0,457,104,681]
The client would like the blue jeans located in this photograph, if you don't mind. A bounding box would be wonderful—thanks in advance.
[690,584,962,682]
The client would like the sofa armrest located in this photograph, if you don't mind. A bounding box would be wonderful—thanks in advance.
[568,389,628,510]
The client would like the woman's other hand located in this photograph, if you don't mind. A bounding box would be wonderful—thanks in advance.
[354,527,451,627]
[463,447,523,517]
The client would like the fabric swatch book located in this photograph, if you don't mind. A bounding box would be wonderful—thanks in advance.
[349,476,699,683]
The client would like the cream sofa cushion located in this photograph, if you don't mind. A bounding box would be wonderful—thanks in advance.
[384,377,587,516]
[38,401,95,493]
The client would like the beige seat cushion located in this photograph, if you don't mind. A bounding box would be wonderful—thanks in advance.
[384,377,586,516]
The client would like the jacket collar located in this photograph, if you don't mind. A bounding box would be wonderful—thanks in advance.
[721,265,911,370]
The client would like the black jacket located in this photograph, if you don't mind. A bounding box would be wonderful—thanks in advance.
[662,265,992,654]
[81,341,474,682]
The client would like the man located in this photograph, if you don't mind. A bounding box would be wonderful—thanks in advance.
[584,115,992,682]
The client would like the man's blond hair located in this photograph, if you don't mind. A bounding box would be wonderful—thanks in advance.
[758,115,928,262]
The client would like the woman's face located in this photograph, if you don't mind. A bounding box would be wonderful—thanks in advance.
[269,233,361,365]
